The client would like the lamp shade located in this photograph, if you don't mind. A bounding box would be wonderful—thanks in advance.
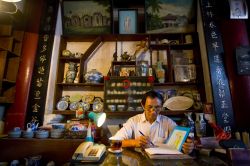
[88,112,106,127]
[1,0,21,2]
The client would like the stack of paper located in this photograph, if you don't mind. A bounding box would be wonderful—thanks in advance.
[144,147,192,159]
[145,147,182,155]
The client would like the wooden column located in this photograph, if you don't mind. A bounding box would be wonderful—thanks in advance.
[220,20,250,130]
[4,0,44,131]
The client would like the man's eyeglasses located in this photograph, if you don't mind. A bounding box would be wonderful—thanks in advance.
[142,105,162,112]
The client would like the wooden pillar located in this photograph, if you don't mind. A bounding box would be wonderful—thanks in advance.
[220,20,250,130]
[4,0,44,131]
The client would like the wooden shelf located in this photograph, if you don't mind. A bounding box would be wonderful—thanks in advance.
[53,110,75,115]
[56,83,104,87]
[149,43,194,50]
[112,61,136,65]
[2,79,16,84]
[53,109,202,116]
[0,96,14,103]
[59,57,81,61]
[62,34,149,42]
[0,49,20,57]
[153,82,197,86]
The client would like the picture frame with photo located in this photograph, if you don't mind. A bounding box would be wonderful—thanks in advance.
[229,0,248,19]
[174,64,196,82]
[136,60,149,76]
[62,0,112,35]
[118,9,138,34]
[235,46,250,75]
[145,0,196,33]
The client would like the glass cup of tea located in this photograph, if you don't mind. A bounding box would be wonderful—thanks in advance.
[109,137,122,152]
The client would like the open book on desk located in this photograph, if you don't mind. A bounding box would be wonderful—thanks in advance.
[144,126,192,159]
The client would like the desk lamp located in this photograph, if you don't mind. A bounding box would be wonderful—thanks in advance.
[85,112,106,142]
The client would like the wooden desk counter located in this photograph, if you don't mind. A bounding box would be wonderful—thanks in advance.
[0,138,234,166]
[0,138,83,165]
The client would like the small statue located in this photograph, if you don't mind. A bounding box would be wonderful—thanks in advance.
[121,51,131,61]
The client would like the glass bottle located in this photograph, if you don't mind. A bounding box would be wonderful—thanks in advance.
[155,61,165,83]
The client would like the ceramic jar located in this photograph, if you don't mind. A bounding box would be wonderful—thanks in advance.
[84,69,103,83]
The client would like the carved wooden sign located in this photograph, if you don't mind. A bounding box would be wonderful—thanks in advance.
[26,0,59,125]
[200,0,235,132]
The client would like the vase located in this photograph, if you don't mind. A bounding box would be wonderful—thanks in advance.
[195,113,206,137]
[155,61,165,83]
[66,62,78,83]
[186,113,195,138]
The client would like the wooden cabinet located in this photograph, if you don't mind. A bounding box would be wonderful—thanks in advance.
[52,32,205,120]
[0,24,24,104]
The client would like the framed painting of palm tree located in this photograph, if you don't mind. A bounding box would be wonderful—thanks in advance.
[62,0,112,35]
[145,0,196,33]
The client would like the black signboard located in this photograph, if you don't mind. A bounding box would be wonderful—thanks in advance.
[236,46,250,75]
[26,0,59,125]
[200,0,235,132]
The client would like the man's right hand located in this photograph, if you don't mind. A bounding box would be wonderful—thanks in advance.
[134,136,150,148]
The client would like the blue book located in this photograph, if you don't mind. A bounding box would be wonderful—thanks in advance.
[164,126,191,151]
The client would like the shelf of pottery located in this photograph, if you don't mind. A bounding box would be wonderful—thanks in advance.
[53,32,205,119]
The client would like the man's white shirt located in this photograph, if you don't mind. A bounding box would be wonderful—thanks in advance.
[114,113,177,145]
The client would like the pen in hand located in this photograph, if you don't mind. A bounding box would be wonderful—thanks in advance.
[139,130,155,146]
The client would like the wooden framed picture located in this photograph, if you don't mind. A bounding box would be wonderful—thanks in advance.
[62,0,112,35]
[235,46,250,75]
[118,9,138,34]
[145,0,196,33]
[229,0,248,19]
[203,103,213,114]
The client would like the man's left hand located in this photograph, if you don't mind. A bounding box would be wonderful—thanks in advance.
[182,138,194,154]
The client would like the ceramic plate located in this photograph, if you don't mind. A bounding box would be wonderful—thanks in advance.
[93,100,103,112]
[56,100,68,111]
[69,94,82,102]
[163,96,193,111]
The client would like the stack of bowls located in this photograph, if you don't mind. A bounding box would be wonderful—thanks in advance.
[50,129,64,139]
[35,130,49,139]
[22,130,34,138]
[8,127,21,138]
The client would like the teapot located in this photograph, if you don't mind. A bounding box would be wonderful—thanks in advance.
[27,122,39,131]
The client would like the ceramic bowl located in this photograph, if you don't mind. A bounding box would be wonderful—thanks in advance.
[84,69,103,84]
[22,130,34,138]
[117,105,125,111]
[35,130,49,139]
[8,130,21,138]
[108,105,116,112]
[50,129,64,138]
[52,123,65,129]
